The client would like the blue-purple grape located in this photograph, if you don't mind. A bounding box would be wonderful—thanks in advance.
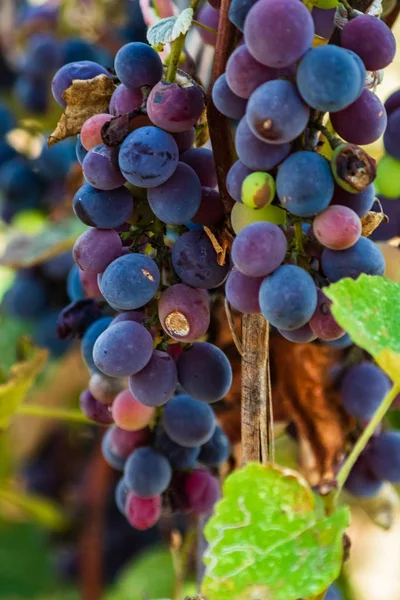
[212,74,247,120]
[341,362,391,420]
[341,13,396,71]
[321,237,385,282]
[124,447,172,497]
[278,324,317,344]
[81,317,113,372]
[80,389,113,424]
[232,222,287,277]
[369,431,400,483]
[330,184,375,218]
[82,144,126,190]
[110,84,143,115]
[73,183,134,229]
[225,268,262,313]
[73,228,122,273]
[199,426,230,466]
[52,60,109,107]
[128,350,178,407]
[180,148,217,188]
[154,428,200,469]
[226,160,253,202]
[114,42,163,90]
[331,89,387,146]
[162,395,216,447]
[147,80,204,133]
[235,117,291,171]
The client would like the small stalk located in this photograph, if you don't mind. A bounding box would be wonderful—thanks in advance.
[165,0,201,83]
[192,19,218,35]
[294,221,305,254]
[314,123,342,149]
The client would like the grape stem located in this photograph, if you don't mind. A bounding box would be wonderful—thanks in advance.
[314,123,342,149]
[336,383,400,489]
[192,19,218,35]
[165,0,201,83]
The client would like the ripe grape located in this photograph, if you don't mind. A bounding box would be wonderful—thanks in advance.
[276,151,334,217]
[102,429,126,470]
[232,222,287,277]
[118,126,179,188]
[313,205,361,250]
[321,237,385,282]
[324,585,342,600]
[177,342,232,403]
[212,74,247,120]
[110,84,143,115]
[115,478,129,515]
[155,428,200,469]
[125,492,161,530]
[128,350,178,407]
[158,283,210,342]
[384,89,400,117]
[82,144,126,190]
[162,395,216,447]
[345,452,383,497]
[171,230,229,289]
[67,265,85,301]
[99,253,160,310]
[226,160,253,203]
[73,228,122,273]
[330,184,375,218]
[325,333,353,349]
[244,0,314,68]
[80,389,113,424]
[247,80,310,144]
[331,89,387,146]
[369,431,400,483]
[228,0,257,32]
[341,362,391,420]
[107,425,150,458]
[80,114,113,151]
[231,202,286,233]
[375,155,400,198]
[384,108,400,160]
[185,469,221,513]
[111,388,155,430]
[148,162,202,224]
[278,324,317,343]
[81,317,113,372]
[93,321,154,377]
[235,117,291,171]
[312,7,336,39]
[172,128,195,152]
[124,447,172,497]
[111,311,145,326]
[52,60,109,107]
[192,187,224,226]
[147,81,204,133]
[75,135,88,165]
[89,373,123,404]
[259,264,318,330]
[197,3,219,45]
[225,268,262,313]
[296,46,365,112]
[309,289,344,341]
[341,14,396,71]
[241,172,275,209]
[199,427,230,466]
[73,183,134,229]
[114,42,163,90]
[180,148,217,188]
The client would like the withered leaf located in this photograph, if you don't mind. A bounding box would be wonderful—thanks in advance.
[361,211,387,237]
[48,74,116,146]
[101,113,131,147]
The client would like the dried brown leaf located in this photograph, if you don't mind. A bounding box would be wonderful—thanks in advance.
[361,211,388,237]
[48,74,116,146]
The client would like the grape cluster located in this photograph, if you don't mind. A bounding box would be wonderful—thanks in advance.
[52,39,233,530]
[215,0,392,343]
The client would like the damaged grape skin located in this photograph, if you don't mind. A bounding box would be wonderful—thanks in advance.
[331,143,377,193]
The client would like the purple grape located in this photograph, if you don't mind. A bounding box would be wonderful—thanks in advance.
[102,429,126,470]
[106,425,149,458]
[198,426,230,466]
[228,0,256,31]
[235,117,291,171]
[155,428,200,469]
[115,478,129,515]
[111,311,145,326]
[88,373,123,404]
[341,14,396,71]
[73,184,134,229]
[93,321,154,377]
[232,222,287,277]
[225,268,262,313]
[345,451,383,497]
[330,184,375,217]
[162,394,216,447]
[171,230,229,289]
[309,289,344,341]
[81,317,113,372]
[384,89,400,117]
[172,128,195,152]
[158,284,210,342]
[185,469,220,513]
[192,187,224,226]
[341,361,391,420]
[246,80,310,144]
[128,350,178,407]
[147,80,204,133]
[80,389,113,424]
[278,324,317,343]
[73,228,122,273]
[114,42,163,90]
[384,108,400,160]
[212,74,247,120]
[52,60,109,107]
[369,431,400,483]
[180,148,217,187]
[124,447,172,497]
[197,3,219,46]
[244,0,314,68]
[82,144,126,190]
[321,237,385,282]
[100,253,160,310]
[110,84,143,115]
[312,7,335,39]
[226,160,253,202]
[148,162,202,224]
[118,126,179,188]
[331,89,387,146]
[177,342,232,403]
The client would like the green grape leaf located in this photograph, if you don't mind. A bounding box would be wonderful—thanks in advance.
[0,218,85,269]
[147,8,193,48]
[0,488,67,531]
[202,463,349,600]
[324,275,400,383]
[0,346,48,428]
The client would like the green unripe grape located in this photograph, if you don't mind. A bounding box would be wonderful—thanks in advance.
[242,172,276,209]
[231,202,286,234]
[375,155,400,198]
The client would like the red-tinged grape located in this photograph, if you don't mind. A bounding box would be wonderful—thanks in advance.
[82,144,126,191]
[158,283,210,342]
[277,324,317,343]
[125,492,161,530]
[80,389,113,424]
[172,128,195,153]
[212,74,247,120]
[244,0,314,68]
[309,289,345,341]
[197,3,219,46]
[330,184,375,218]
[128,350,178,407]
[79,268,102,298]
[80,114,113,151]
[185,469,221,513]
[147,80,204,133]
[112,389,155,431]
[313,205,361,250]
[180,148,217,188]
[108,426,150,458]
[226,44,294,100]
[331,89,387,146]
[177,342,232,403]
[162,395,216,447]
[225,268,262,313]
[110,84,143,115]
[232,222,287,277]
[192,187,224,226]
[73,228,122,273]
[235,117,291,171]
[124,447,172,497]
[341,14,396,71]
[89,373,124,404]
[226,160,253,203]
